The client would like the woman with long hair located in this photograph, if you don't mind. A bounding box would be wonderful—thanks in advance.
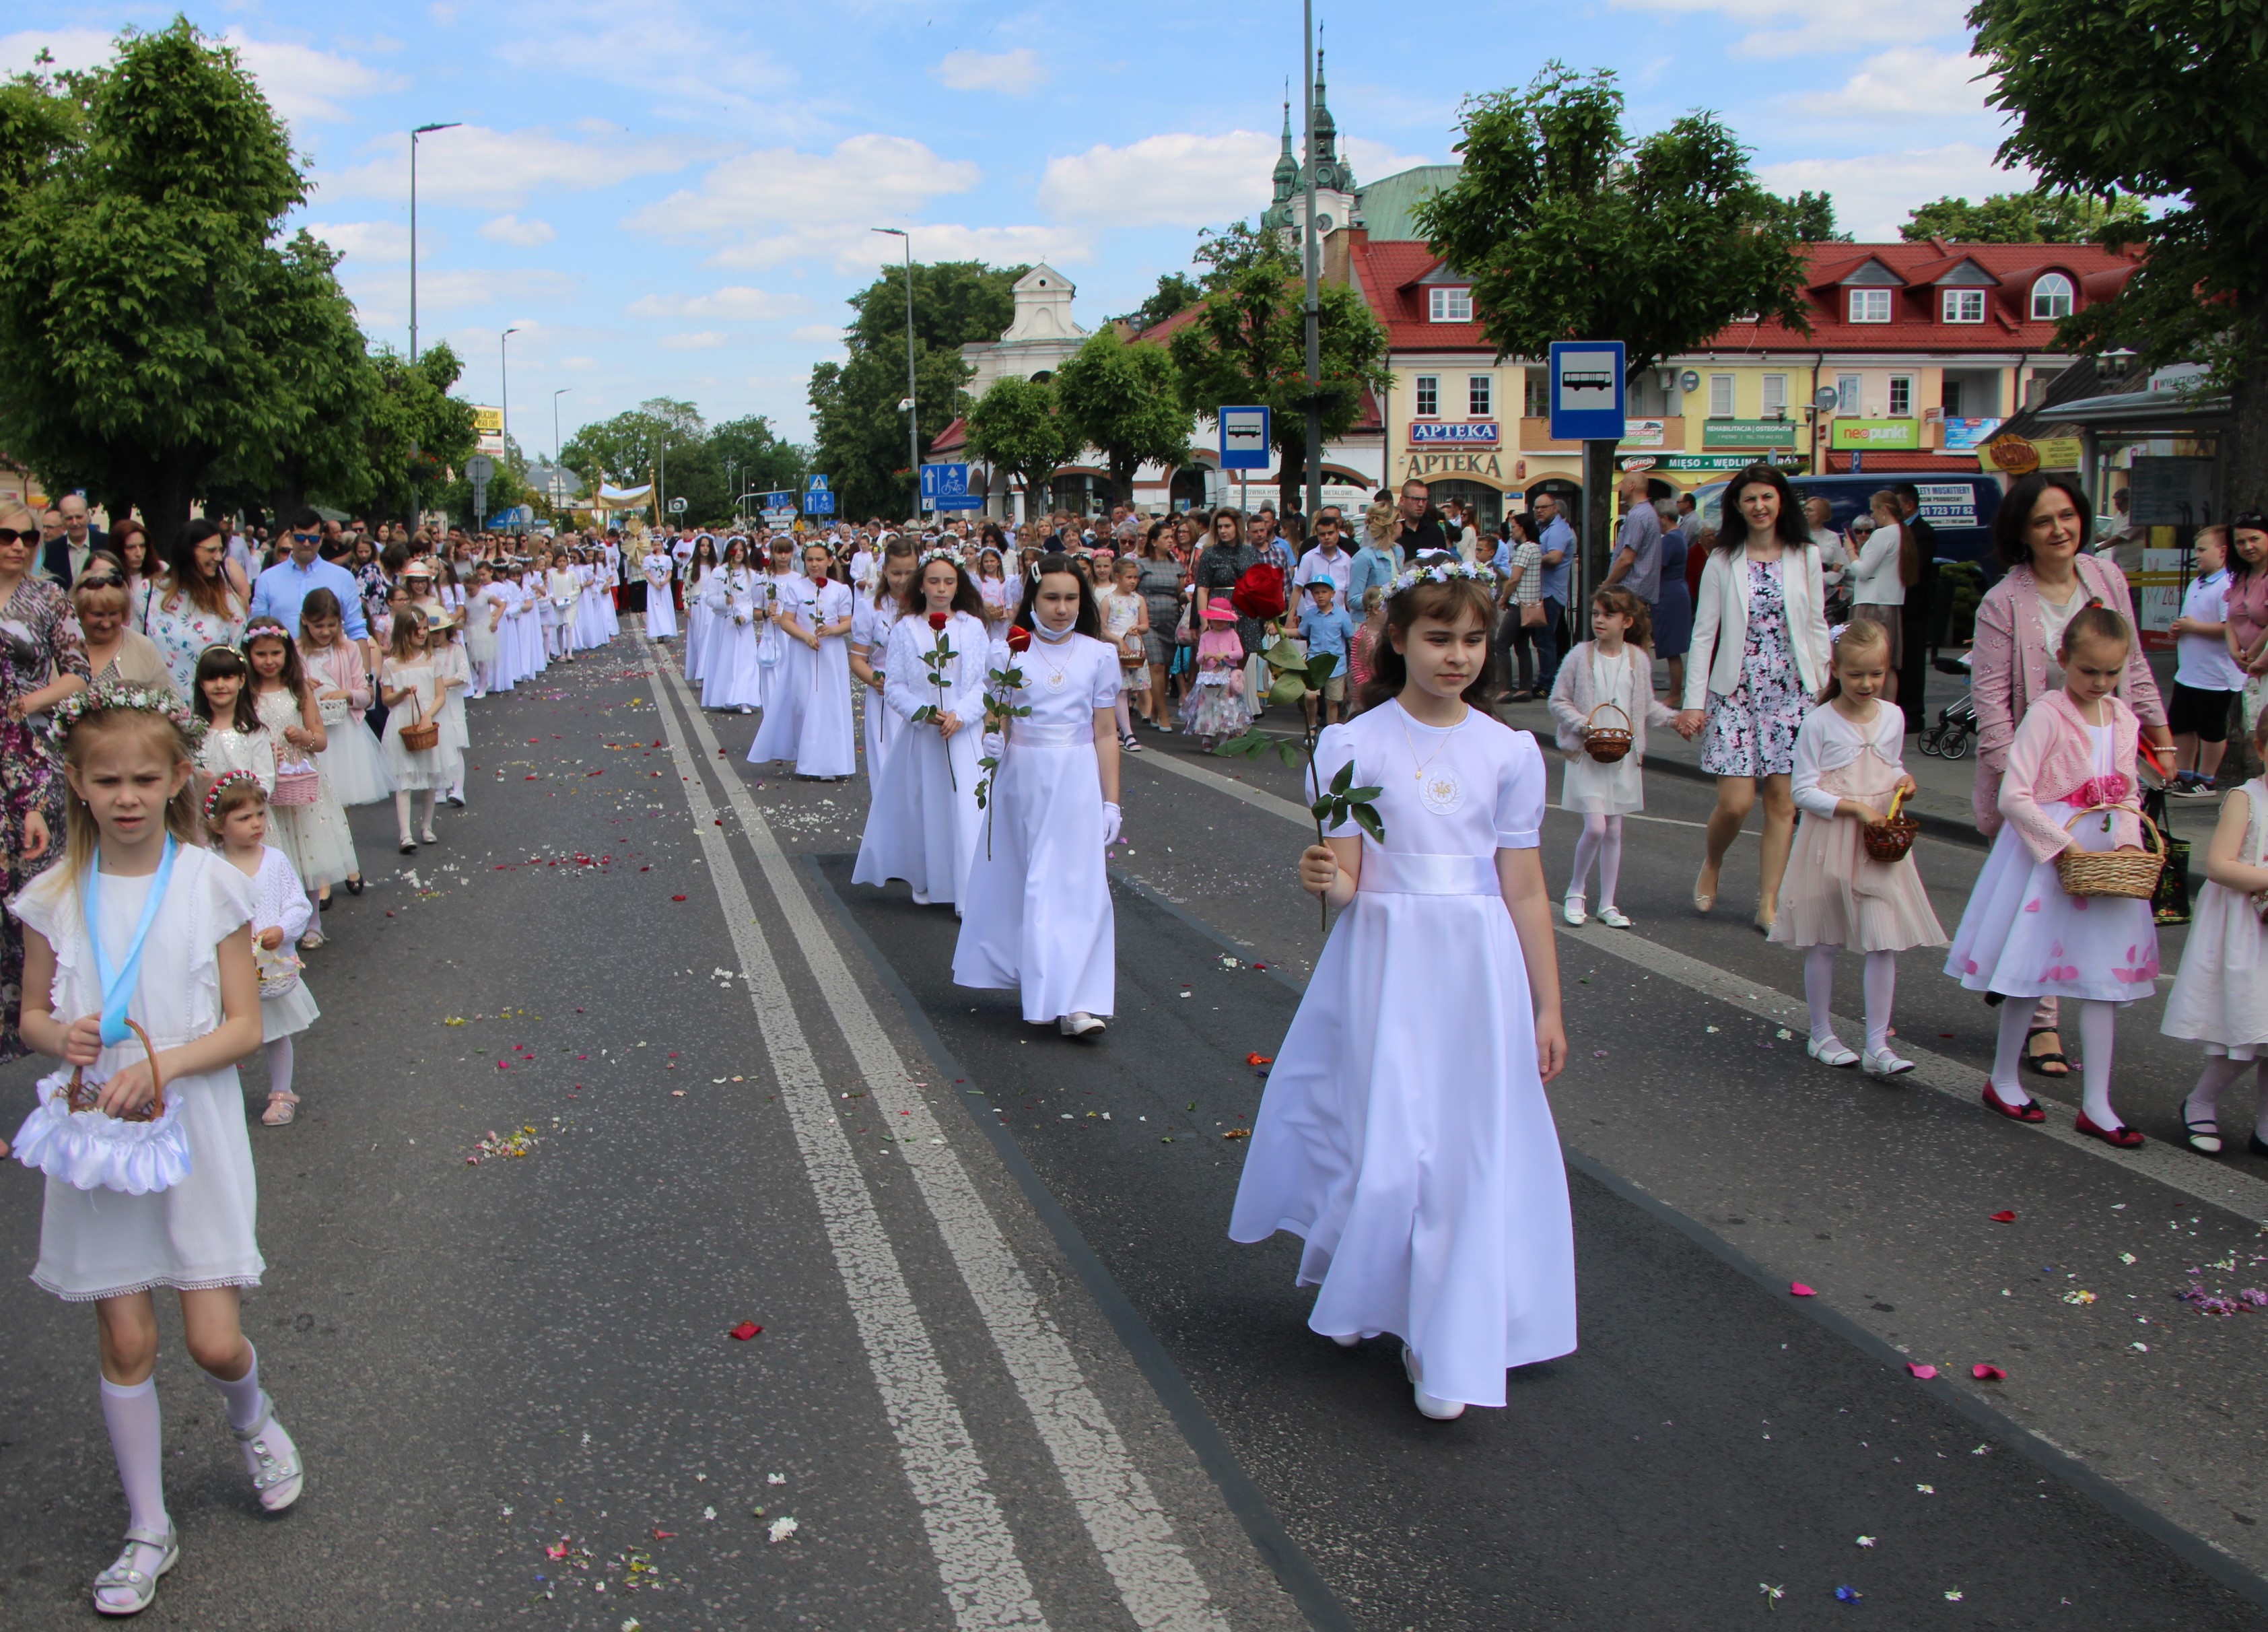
[149,520,247,699]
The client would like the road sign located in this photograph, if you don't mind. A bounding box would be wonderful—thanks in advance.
[465,454,495,483]
[667,496,688,514]
[1218,405,1271,471]
[920,463,984,510]
[1548,341,1626,441]
[763,509,796,530]
[802,490,837,514]
[758,490,794,513]
[804,473,831,493]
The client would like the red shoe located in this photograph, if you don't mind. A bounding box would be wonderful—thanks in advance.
[1981,1083,2045,1123]
[2074,1110,2144,1149]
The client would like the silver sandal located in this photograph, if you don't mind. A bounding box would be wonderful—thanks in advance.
[236,1392,305,1511]
[93,1526,176,1617]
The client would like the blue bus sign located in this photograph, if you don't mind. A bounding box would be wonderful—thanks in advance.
[1218,405,1272,471]
[1548,341,1628,442]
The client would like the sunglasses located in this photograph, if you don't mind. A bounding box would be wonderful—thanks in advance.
[0,526,38,544]
[291,532,321,545]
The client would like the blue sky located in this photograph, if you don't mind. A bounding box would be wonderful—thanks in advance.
[4,1,2027,452]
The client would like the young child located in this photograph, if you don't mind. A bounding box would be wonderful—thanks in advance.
[856,551,988,910]
[244,619,357,940]
[954,554,1122,1035]
[1183,601,1253,748]
[298,588,392,827]
[1348,584,1387,706]
[2161,709,2268,1153]
[1548,586,1675,928]
[851,539,919,780]
[1100,556,1150,753]
[465,562,506,698]
[1229,561,1573,1421]
[751,542,856,778]
[681,537,720,685]
[204,771,321,1126]
[10,685,303,1616]
[700,539,763,715]
[428,613,472,809]
[1771,619,1944,1073]
[1945,606,2160,1143]
[642,539,679,640]
[1298,577,1360,730]
[191,643,274,806]
[378,606,446,853]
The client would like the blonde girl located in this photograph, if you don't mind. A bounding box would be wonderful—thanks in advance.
[243,619,357,937]
[2162,708,2268,1154]
[203,770,321,1126]
[1548,585,1674,928]
[11,688,303,1616]
[428,613,472,808]
[378,608,444,852]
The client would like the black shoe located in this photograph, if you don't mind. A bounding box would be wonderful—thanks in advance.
[318,894,333,913]
[344,877,364,896]
[445,794,466,809]
[2252,1132,2268,1160]
[399,840,417,855]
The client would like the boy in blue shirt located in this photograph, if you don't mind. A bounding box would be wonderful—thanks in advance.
[1297,578,1359,728]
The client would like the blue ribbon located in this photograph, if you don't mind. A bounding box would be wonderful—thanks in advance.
[83,834,177,1048]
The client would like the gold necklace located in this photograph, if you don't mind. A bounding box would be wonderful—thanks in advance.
[1031,627,1072,688]
[1397,703,1463,782]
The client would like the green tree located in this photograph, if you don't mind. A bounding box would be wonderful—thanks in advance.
[1167,223,1391,510]
[810,343,973,519]
[848,260,1023,355]
[359,342,477,526]
[1971,0,2267,510]
[1052,330,1189,508]
[0,20,357,538]
[1413,62,1811,579]
[1115,271,1202,333]
[1900,187,2146,244]
[1766,189,1849,242]
[963,374,1078,514]
[706,414,806,522]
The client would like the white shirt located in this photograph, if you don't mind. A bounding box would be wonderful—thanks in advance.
[2176,568,2248,691]
[1849,522,1904,607]
[1293,546,1354,615]
[1791,699,1906,819]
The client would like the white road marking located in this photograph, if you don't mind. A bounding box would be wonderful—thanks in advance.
[644,662,1050,1631]
[656,648,1233,1632]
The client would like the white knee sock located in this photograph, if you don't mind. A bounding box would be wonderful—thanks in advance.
[2076,998,2120,1127]
[1804,943,1841,1046]
[100,1375,169,1536]
[1596,816,1624,910]
[264,1038,295,1101]
[394,790,415,843]
[1991,998,2034,1103]
[203,1342,264,1433]
[1863,950,1898,1056]
[1570,815,1612,902]
[2185,1056,2246,1124]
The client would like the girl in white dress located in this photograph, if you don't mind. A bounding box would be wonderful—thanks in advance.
[1944,607,2160,1144]
[510,563,545,682]
[1228,562,1573,1421]
[429,615,472,808]
[1547,586,1674,928]
[642,544,678,640]
[977,546,1012,634]
[10,687,303,1617]
[854,551,988,908]
[779,541,858,779]
[953,555,1122,1034]
[681,538,719,682]
[699,541,763,714]
[1772,618,1945,1075]
[244,621,357,933]
[574,549,609,650]
[465,563,505,697]
[378,607,445,854]
[851,538,918,780]
[190,644,274,806]
[2162,710,2268,1155]
[299,590,392,836]
[545,554,581,662]
[205,772,321,1127]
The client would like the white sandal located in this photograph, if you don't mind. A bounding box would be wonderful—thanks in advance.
[1402,1343,1466,1421]
[92,1526,176,1617]
[1806,1036,1861,1068]
[236,1392,305,1511]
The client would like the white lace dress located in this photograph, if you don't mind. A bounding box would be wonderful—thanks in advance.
[256,687,358,889]
[242,843,320,1042]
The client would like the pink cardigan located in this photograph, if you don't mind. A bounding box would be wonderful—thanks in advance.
[1547,640,1675,759]
[1968,553,2163,833]
[1998,688,2144,864]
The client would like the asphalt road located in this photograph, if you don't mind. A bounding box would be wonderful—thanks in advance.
[2,624,2264,1630]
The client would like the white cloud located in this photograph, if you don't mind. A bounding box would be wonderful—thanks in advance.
[706,222,1095,274]
[492,0,794,123]
[1758,144,2033,240]
[1039,131,1276,228]
[0,28,115,75]
[625,134,980,243]
[628,287,813,320]
[1344,137,1438,184]
[326,124,706,209]
[1610,0,1969,57]
[659,331,729,350]
[308,219,411,263]
[933,48,1047,96]
[1781,48,2001,123]
[791,323,846,344]
[221,31,406,125]
[342,266,576,325]
[481,214,558,246]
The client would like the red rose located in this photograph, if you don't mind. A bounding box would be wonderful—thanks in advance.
[928,611,950,631]
[1005,625,1031,652]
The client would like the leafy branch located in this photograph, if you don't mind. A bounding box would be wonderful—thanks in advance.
[1214,648,1383,926]
[973,646,1031,859]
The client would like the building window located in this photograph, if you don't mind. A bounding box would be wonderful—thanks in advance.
[1525,369,1550,419]
[1941,378,1964,417]
[1849,288,1892,324]
[1414,375,1439,417]
[1468,374,1492,417]
[1942,289,1985,324]
[2030,273,2074,320]
[1888,374,1913,417]
[1835,373,1861,414]
[1428,287,1473,323]
[1708,374,1735,418]
[1760,374,1788,417]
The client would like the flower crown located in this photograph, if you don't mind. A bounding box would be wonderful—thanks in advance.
[201,768,265,821]
[45,681,208,750]
[918,547,962,572]
[1385,560,1495,602]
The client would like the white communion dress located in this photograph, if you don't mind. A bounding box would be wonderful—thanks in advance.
[792,577,858,778]
[699,569,763,712]
[854,610,986,908]
[1228,700,1577,1410]
[852,591,907,778]
[2162,777,2268,1055]
[245,843,320,1042]
[642,552,677,639]
[952,625,1120,1021]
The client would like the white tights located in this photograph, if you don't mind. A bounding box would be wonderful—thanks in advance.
[264,1038,295,1101]
[2184,1055,2268,1141]
[1803,945,1898,1055]
[1993,995,2123,1128]
[394,788,437,844]
[1567,815,1623,909]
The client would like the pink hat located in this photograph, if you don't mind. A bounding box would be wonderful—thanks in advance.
[1201,601,1238,623]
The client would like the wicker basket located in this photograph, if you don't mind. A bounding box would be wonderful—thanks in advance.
[397,687,440,753]
[2053,804,2165,899]
[272,759,320,806]
[1861,815,1919,863]
[61,1019,166,1123]
[1583,702,1634,763]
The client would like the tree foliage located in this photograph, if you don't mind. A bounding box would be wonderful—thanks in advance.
[963,374,1078,507]
[1115,271,1202,332]
[560,399,805,526]
[1765,189,1849,243]
[1900,187,2146,244]
[1054,330,1190,506]
[1970,0,2268,508]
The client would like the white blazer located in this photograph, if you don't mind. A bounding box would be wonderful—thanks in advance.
[1681,543,1832,712]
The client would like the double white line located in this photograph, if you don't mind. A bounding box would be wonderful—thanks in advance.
[640,636,1231,1632]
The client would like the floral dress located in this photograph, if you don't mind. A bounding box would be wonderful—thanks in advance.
[1,578,89,1062]
[1700,557,1804,779]
[148,589,245,699]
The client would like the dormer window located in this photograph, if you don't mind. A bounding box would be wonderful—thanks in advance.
[2030,273,2074,319]
[1849,289,1892,324]
[1942,289,1985,324]
[1429,287,1473,323]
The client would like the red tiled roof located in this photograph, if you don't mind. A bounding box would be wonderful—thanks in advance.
[928,415,968,455]
[1349,238,1490,351]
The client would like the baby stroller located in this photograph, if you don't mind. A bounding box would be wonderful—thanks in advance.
[1917,656,1974,759]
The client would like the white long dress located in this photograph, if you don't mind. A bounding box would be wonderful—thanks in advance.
[2163,778,2268,1056]
[256,687,359,890]
[13,845,267,1301]
[245,844,320,1042]
[749,575,820,763]
[682,568,713,682]
[795,578,858,778]
[852,591,907,778]
[642,553,678,639]
[304,642,394,806]
[953,628,1119,1021]
[700,569,763,711]
[1227,700,1577,1410]
[380,660,447,790]
[854,611,987,907]
[466,586,506,694]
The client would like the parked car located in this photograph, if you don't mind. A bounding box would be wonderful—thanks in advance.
[1690,471,2005,567]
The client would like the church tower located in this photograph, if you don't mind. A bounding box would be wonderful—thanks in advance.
[1264,53,1359,247]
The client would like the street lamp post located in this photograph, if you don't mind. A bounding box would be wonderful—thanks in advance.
[1301,4,1322,525]
[408,122,460,364]
[500,324,522,454]
[872,227,918,518]
[553,388,570,464]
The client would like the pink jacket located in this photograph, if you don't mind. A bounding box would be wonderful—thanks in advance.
[1548,640,1674,758]
[1968,553,2163,833]
[1998,688,2144,863]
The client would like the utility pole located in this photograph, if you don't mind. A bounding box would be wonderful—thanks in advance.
[408,122,459,364]
[500,326,521,455]
[872,227,919,519]
[553,388,570,464]
[1301,3,1322,526]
